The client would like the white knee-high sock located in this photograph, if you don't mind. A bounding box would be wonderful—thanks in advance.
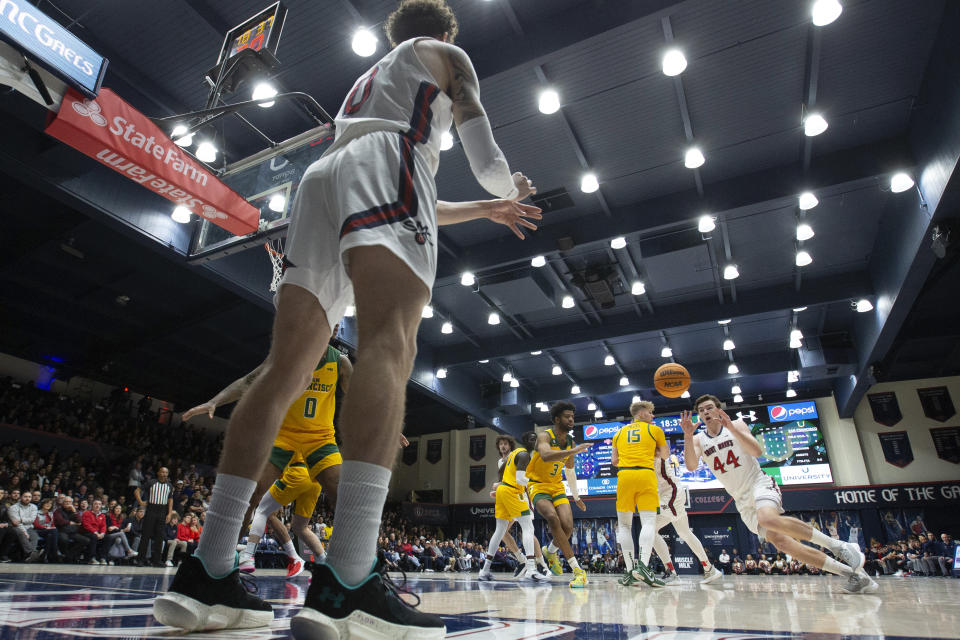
[616,511,635,572]
[637,511,657,567]
[518,515,537,568]
[195,473,257,577]
[674,514,710,566]
[652,533,672,569]
[482,519,510,572]
[326,461,391,586]
[809,528,844,553]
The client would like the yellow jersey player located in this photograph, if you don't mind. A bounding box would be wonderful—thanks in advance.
[611,400,669,587]
[478,432,548,582]
[494,435,548,578]
[525,402,593,588]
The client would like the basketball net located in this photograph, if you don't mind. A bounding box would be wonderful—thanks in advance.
[264,238,285,292]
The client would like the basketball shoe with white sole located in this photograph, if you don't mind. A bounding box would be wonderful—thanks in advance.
[700,565,723,584]
[843,569,879,594]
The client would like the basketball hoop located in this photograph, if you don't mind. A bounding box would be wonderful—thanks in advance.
[264,237,285,292]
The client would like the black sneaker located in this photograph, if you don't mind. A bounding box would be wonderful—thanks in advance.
[291,561,445,640]
[153,555,273,632]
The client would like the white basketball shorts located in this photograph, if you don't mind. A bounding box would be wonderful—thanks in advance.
[735,474,784,539]
[279,130,438,321]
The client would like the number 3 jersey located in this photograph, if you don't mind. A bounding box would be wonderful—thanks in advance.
[694,423,769,503]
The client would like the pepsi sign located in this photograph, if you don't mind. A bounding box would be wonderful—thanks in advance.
[582,421,625,440]
[767,401,818,422]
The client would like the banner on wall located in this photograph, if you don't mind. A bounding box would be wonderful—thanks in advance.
[878,431,914,468]
[917,387,956,422]
[469,465,486,492]
[426,438,442,464]
[402,440,418,465]
[695,526,736,547]
[868,392,903,426]
[469,435,486,461]
[400,502,448,525]
[930,427,960,464]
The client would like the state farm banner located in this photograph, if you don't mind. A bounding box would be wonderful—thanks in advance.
[45,88,259,236]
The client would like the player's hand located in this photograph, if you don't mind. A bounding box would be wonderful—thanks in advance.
[511,172,537,201]
[485,198,542,240]
[573,442,593,454]
[680,410,697,436]
[575,498,586,511]
[182,402,216,420]
[489,491,496,499]
[399,434,410,448]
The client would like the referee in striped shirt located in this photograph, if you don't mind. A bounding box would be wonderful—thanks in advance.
[135,466,174,566]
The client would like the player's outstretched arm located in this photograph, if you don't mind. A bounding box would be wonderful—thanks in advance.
[180,362,265,420]
[436,198,542,238]
[721,411,763,457]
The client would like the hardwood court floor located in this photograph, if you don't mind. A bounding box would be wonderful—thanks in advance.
[0,564,956,638]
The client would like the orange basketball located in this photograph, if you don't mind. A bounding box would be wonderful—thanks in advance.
[654,363,691,398]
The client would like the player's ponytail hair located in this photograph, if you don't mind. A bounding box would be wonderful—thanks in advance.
[384,0,459,48]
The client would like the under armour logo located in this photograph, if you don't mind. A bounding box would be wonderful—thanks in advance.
[314,586,345,608]
[200,204,227,220]
[72,99,107,126]
[736,410,757,423]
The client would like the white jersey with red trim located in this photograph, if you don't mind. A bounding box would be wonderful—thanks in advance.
[656,458,686,515]
[329,37,453,176]
[694,424,768,502]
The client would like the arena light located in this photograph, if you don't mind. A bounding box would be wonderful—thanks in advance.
[684,146,705,169]
[479,359,490,363]
[440,130,454,151]
[171,206,191,224]
[855,298,874,313]
[580,172,600,193]
[502,371,512,382]
[812,0,843,26]
[793,306,808,312]
[171,124,193,147]
[798,192,819,210]
[562,295,575,308]
[788,370,800,383]
[698,215,716,233]
[195,141,218,163]
[552,364,562,376]
[594,409,604,418]
[632,395,642,404]
[251,82,278,108]
[571,384,581,394]
[795,250,813,267]
[604,355,615,366]
[733,394,743,403]
[268,193,286,212]
[539,404,549,412]
[530,350,542,355]
[723,264,739,280]
[681,390,691,399]
[435,368,447,379]
[351,28,378,57]
[619,376,629,387]
[786,388,798,398]
[661,346,673,358]
[441,321,453,334]
[538,88,560,114]
[610,236,626,249]
[510,378,520,388]
[723,339,736,351]
[488,312,500,325]
[421,305,434,318]
[345,305,355,317]
[662,48,688,76]
[803,113,828,137]
[717,319,732,325]
[797,223,815,241]
[531,255,546,268]
[890,172,914,193]
[731,384,742,394]
[460,271,475,286]
[728,363,739,374]
[587,402,597,411]
[631,281,646,295]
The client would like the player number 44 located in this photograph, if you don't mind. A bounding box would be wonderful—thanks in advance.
[712,450,741,474]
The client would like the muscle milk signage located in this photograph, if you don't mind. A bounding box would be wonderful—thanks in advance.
[0,0,107,96]
[45,89,259,236]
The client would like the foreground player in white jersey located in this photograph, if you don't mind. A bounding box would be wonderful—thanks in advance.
[651,451,722,585]
[154,1,541,636]
[682,395,877,594]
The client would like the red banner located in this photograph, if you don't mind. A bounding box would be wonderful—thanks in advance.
[44,88,259,236]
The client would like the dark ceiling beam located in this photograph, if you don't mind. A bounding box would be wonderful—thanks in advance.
[835,4,960,417]
[661,16,703,196]
[436,270,871,366]
[435,137,913,281]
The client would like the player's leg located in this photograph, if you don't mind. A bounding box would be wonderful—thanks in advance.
[266,511,308,578]
[241,485,286,572]
[289,515,325,562]
[312,454,341,509]
[616,511,637,575]
[534,497,566,575]
[294,243,443,638]
[754,504,864,571]
[673,510,721,583]
[632,471,665,587]
[241,462,283,547]
[552,500,587,587]
[501,529,527,576]
[651,533,675,577]
[479,518,511,579]
[154,285,330,632]
[516,514,547,581]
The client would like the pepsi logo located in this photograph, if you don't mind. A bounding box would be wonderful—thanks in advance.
[585,425,598,438]
[770,405,787,420]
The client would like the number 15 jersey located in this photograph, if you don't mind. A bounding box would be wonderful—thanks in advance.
[693,423,766,502]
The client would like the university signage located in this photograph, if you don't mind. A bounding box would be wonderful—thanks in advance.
[0,0,107,96]
[45,89,259,236]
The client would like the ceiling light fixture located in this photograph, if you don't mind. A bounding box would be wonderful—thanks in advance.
[268,193,286,213]
[632,395,642,404]
[793,306,808,312]
[502,371,512,382]
[684,146,705,169]
[195,141,218,163]
[661,346,673,358]
[610,236,626,249]
[718,319,732,325]
[798,192,819,210]
[351,28,378,57]
[594,409,603,418]
[531,255,546,268]
[251,82,278,108]
[538,88,560,114]
[698,215,716,233]
[561,295,575,309]
[890,172,914,193]
[681,390,691,399]
[460,272,475,286]
[552,364,562,376]
[786,388,798,398]
[728,363,739,374]
[733,394,743,403]
[604,355,615,366]
[723,264,740,280]
[855,298,874,313]
[619,376,629,387]
[421,305,434,318]
[479,359,489,363]
[587,402,597,411]
[171,124,193,147]
[571,384,580,394]
[440,131,454,151]
[788,370,800,383]
[435,368,447,379]
[723,339,736,351]
[171,206,191,224]
[580,172,600,193]
[530,350,542,355]
[732,384,742,394]
[662,48,688,76]
[812,0,843,26]
[488,312,500,325]
[795,250,813,267]
[510,378,520,388]
[631,281,646,295]
[441,321,453,334]
[796,223,815,241]
[803,113,828,136]
[344,305,355,317]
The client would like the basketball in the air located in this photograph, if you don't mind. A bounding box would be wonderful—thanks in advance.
[654,363,691,398]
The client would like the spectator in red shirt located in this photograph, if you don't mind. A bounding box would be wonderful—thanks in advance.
[80,499,107,565]
[106,504,137,561]
[164,512,190,567]
[32,498,59,562]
